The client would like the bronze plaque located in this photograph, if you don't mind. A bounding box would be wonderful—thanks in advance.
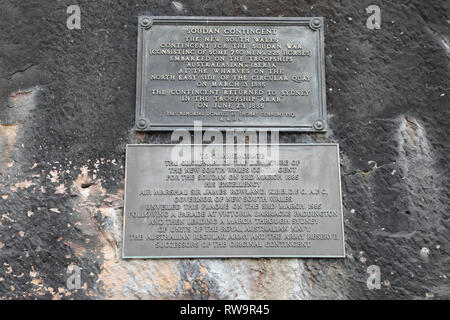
[135,16,327,131]
[123,144,344,258]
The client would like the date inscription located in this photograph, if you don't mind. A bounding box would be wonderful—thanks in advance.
[123,144,344,258]
[136,17,327,131]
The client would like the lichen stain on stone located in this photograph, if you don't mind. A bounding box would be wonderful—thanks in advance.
[10,89,32,100]
[64,240,86,257]
[47,170,60,183]
[8,87,40,111]
[10,180,35,192]
[70,168,108,238]
[397,116,435,181]
[197,259,309,299]
[96,205,182,299]
[98,256,182,299]
[176,260,217,299]
[135,132,147,143]
[251,259,310,299]
[28,274,68,298]
[0,124,18,169]
[66,164,183,299]
[404,117,419,147]
[54,184,66,194]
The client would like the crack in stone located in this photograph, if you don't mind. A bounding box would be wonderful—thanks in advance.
[8,63,36,78]
[343,161,397,177]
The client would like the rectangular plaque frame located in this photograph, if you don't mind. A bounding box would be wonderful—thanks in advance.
[122,144,344,258]
[135,16,327,132]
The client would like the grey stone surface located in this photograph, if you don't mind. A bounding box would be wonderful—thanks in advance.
[0,0,448,299]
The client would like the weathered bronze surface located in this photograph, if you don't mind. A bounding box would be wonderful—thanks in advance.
[135,16,327,131]
[123,144,344,258]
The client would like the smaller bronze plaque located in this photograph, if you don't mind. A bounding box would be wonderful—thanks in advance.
[123,144,344,258]
[135,16,327,131]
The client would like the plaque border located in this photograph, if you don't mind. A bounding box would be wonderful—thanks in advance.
[122,143,345,259]
[135,16,327,132]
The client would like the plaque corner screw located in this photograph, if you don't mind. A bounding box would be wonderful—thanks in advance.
[310,18,322,30]
[140,18,152,29]
[137,119,148,129]
[313,119,326,131]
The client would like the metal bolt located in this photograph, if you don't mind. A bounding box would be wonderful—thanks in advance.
[313,119,325,130]
[141,18,151,27]
[137,119,147,129]
[310,18,322,30]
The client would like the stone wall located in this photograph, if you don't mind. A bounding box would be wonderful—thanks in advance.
[0,0,448,299]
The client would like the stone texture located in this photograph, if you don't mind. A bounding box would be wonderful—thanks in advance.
[0,0,448,299]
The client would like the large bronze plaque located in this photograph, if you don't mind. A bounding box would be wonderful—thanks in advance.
[135,16,327,131]
[123,144,344,258]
